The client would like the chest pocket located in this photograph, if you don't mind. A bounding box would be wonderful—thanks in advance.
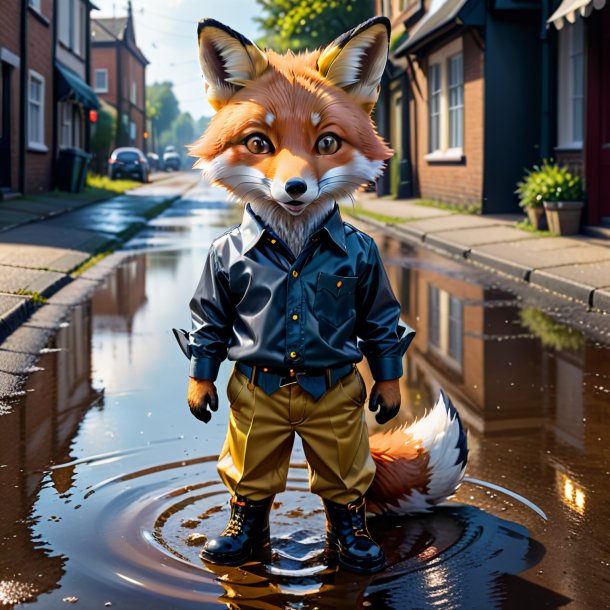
[314,273,358,329]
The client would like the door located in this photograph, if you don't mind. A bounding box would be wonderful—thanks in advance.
[586,5,610,226]
[0,62,11,189]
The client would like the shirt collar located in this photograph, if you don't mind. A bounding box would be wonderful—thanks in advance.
[239,203,347,254]
[240,204,267,254]
[316,205,347,253]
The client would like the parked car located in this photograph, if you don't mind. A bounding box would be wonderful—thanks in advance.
[108,147,150,182]
[146,152,160,172]
[163,145,181,171]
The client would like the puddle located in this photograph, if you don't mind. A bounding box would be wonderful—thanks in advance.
[0,182,607,608]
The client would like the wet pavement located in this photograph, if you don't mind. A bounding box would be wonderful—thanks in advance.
[0,179,608,609]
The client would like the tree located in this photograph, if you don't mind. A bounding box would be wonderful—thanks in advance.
[255,0,374,52]
[146,82,180,136]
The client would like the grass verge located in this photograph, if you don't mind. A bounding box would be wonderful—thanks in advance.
[414,199,481,215]
[342,206,418,225]
[86,173,142,195]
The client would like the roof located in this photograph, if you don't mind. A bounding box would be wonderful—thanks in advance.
[91,16,149,65]
[91,17,128,42]
[393,0,481,56]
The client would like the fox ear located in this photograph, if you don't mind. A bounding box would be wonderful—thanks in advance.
[197,18,268,111]
[317,17,390,113]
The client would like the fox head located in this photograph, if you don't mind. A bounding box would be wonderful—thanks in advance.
[190,17,393,251]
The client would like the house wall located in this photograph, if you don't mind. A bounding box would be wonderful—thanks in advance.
[1,0,22,192]
[91,45,117,108]
[93,43,146,150]
[123,48,146,150]
[25,0,54,194]
[410,33,484,205]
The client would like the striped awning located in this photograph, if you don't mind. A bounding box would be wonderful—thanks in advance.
[548,0,607,29]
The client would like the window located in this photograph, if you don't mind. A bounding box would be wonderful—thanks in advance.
[428,64,441,153]
[58,0,86,57]
[95,69,108,93]
[28,0,41,11]
[448,54,464,149]
[428,285,463,368]
[426,39,464,161]
[448,295,463,363]
[557,20,584,148]
[28,70,45,150]
[129,120,136,142]
[131,81,137,105]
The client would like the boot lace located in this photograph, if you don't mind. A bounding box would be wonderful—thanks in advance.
[348,497,370,538]
[221,498,247,537]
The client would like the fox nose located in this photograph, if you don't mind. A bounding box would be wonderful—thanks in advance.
[285,178,308,199]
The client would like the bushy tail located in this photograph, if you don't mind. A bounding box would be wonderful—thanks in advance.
[366,390,468,515]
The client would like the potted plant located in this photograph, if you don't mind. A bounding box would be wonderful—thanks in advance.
[515,164,548,230]
[539,162,584,235]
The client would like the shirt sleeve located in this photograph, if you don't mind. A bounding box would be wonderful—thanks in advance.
[355,238,415,381]
[188,245,234,381]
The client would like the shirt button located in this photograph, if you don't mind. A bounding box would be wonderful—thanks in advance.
[292,270,299,278]
[336,280,343,288]
[292,314,298,321]
[289,351,298,359]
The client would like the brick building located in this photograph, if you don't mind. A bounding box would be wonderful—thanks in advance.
[90,2,148,153]
[0,0,99,196]
[375,0,610,224]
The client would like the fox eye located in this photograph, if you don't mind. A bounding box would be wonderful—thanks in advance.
[316,133,341,155]
[243,133,274,154]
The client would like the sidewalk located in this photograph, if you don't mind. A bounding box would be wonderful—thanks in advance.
[0,172,199,344]
[351,193,610,313]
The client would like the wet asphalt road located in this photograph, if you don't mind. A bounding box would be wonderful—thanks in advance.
[0,177,608,609]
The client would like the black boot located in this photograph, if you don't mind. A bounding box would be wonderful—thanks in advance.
[200,494,274,566]
[323,496,385,574]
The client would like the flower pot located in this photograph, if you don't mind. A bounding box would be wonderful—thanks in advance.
[526,207,547,231]
[543,201,584,235]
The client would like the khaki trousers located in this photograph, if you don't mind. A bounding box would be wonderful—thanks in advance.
[217,366,376,504]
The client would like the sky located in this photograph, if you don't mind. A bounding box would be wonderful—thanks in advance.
[92,0,264,120]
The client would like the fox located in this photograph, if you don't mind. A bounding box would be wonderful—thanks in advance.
[176,16,468,572]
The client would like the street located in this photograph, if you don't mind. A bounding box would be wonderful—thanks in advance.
[0,174,608,609]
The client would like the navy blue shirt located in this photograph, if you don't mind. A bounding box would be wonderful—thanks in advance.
[188,204,414,382]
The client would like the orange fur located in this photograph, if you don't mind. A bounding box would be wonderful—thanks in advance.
[189,49,392,176]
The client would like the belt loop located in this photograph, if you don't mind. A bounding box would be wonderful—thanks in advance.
[326,368,332,389]
[248,365,257,391]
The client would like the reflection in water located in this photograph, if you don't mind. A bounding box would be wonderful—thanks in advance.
[0,192,607,608]
[0,303,98,606]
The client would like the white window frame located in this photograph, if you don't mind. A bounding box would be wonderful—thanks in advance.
[428,285,463,370]
[28,70,47,152]
[58,0,86,58]
[428,63,441,153]
[425,38,464,163]
[448,53,464,149]
[94,68,108,93]
[557,19,585,150]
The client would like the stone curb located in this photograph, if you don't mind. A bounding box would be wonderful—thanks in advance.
[350,214,610,314]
